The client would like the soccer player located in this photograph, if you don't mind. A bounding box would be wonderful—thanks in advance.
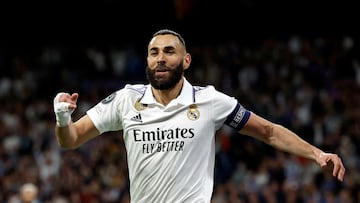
[53,29,345,202]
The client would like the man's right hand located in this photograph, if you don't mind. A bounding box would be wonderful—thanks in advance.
[53,92,79,127]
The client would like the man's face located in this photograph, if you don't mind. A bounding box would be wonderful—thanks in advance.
[146,60,184,90]
[146,34,189,90]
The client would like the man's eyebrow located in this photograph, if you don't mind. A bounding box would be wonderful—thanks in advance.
[149,46,176,51]
[163,46,176,50]
[149,47,159,51]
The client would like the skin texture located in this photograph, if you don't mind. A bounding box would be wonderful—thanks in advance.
[54,32,345,182]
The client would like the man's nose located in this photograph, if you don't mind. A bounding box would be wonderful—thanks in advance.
[157,53,166,64]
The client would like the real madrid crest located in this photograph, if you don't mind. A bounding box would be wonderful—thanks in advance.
[187,104,200,121]
[134,98,147,111]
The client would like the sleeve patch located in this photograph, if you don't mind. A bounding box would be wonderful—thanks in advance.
[101,92,116,104]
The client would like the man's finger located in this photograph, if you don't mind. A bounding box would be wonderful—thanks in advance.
[70,93,79,102]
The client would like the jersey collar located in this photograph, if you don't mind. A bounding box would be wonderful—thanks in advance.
[140,77,195,105]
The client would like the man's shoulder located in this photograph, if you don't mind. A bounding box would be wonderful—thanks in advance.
[192,85,220,101]
[123,84,147,95]
[193,84,232,102]
[193,84,216,93]
[109,84,147,100]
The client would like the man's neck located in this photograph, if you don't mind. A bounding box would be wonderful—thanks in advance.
[151,78,184,106]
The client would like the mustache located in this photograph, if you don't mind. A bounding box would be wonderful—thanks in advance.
[155,65,170,71]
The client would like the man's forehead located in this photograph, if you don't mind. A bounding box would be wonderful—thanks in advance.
[148,34,182,49]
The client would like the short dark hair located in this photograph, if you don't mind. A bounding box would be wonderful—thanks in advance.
[152,29,186,50]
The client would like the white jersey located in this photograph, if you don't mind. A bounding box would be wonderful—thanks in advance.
[87,78,250,203]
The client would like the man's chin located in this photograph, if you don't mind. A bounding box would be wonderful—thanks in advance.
[152,80,174,90]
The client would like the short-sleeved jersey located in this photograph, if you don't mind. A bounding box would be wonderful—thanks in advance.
[87,78,250,203]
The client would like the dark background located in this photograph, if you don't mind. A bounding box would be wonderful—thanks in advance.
[1,0,358,49]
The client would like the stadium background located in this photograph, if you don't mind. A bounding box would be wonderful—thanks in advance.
[0,0,359,202]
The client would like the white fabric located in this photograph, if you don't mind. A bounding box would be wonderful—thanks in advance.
[87,78,246,203]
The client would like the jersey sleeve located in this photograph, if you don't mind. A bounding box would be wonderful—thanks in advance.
[86,90,123,134]
[210,86,250,131]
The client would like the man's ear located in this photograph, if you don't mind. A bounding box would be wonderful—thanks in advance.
[183,53,191,70]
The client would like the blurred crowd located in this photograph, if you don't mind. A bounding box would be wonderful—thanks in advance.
[0,34,359,203]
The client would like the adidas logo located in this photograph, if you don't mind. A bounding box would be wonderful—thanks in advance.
[131,113,142,123]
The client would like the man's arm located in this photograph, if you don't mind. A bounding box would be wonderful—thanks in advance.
[53,92,100,149]
[55,115,100,149]
[239,112,345,181]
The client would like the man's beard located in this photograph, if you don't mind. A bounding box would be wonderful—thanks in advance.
[146,62,183,90]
